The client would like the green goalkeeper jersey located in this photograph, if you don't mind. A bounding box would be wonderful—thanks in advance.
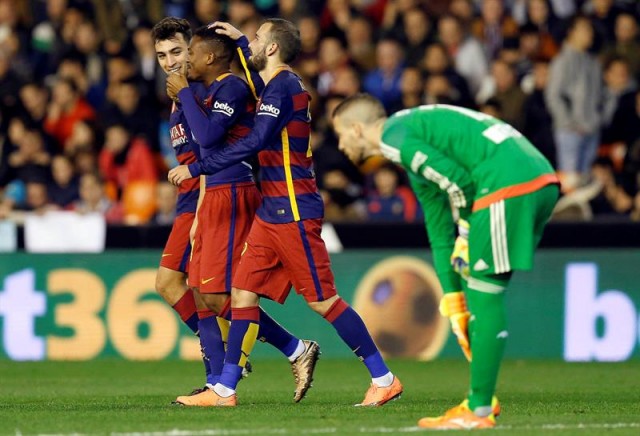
[380,104,556,292]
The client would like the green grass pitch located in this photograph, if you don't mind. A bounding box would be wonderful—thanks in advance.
[1,359,639,435]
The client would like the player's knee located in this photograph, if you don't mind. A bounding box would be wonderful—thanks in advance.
[231,287,260,308]
[307,294,339,316]
[155,268,188,303]
[200,293,229,313]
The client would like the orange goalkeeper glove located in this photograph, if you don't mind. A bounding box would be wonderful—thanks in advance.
[439,291,472,362]
[450,219,470,279]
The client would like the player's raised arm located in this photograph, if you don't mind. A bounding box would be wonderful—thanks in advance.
[211,21,265,99]
[188,84,289,177]
[179,82,247,150]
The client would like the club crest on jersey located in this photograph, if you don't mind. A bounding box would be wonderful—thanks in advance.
[170,123,188,148]
[258,103,280,117]
[212,101,234,116]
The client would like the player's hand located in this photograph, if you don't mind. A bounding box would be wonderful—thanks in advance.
[168,165,193,186]
[440,291,472,362]
[166,62,189,101]
[450,218,470,279]
[209,21,243,40]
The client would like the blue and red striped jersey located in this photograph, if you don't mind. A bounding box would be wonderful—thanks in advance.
[169,83,204,215]
[178,73,254,187]
[189,68,323,224]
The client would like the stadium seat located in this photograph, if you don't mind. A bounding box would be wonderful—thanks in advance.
[122,181,157,224]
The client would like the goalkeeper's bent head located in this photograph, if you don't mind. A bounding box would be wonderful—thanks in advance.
[331,93,388,165]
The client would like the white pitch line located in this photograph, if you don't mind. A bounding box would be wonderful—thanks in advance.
[25,422,640,436]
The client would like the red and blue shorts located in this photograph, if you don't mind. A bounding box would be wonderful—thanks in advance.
[160,212,195,273]
[232,216,337,303]
[189,182,261,294]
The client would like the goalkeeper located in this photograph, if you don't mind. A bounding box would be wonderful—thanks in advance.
[332,94,559,430]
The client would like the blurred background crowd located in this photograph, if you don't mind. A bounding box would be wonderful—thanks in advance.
[1,0,640,226]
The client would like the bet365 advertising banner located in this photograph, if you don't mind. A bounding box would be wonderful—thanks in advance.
[1,250,639,361]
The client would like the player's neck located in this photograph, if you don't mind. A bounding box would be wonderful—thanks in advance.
[364,119,386,155]
[204,66,232,87]
[260,61,291,84]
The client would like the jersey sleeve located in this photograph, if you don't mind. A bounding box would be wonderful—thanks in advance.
[236,36,264,99]
[188,82,290,177]
[178,81,247,150]
[383,120,475,211]
[408,174,461,293]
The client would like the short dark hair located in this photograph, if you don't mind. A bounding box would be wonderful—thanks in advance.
[265,18,301,64]
[193,26,236,64]
[332,93,386,122]
[151,17,191,43]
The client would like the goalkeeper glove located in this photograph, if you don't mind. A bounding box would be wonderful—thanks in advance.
[450,218,470,279]
[440,291,472,362]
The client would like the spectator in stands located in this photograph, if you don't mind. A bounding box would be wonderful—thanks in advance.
[227,0,259,28]
[401,8,434,68]
[24,181,57,214]
[151,181,177,225]
[524,0,563,58]
[363,38,405,113]
[421,42,474,108]
[586,0,624,53]
[72,172,123,223]
[523,58,557,167]
[472,0,520,61]
[8,120,51,184]
[48,154,79,208]
[381,0,423,39]
[345,15,376,72]
[438,14,489,95]
[101,76,159,151]
[104,54,136,103]
[366,163,419,223]
[600,57,637,154]
[546,15,603,192]
[398,67,424,110]
[98,123,157,194]
[316,37,350,97]
[18,82,49,127]
[331,66,362,98]
[449,0,475,27]
[187,0,225,30]
[320,168,365,222]
[515,24,545,82]
[0,47,23,128]
[72,20,105,91]
[601,13,640,79]
[589,157,633,217]
[132,21,157,83]
[320,0,356,40]
[64,119,98,156]
[294,16,321,82]
[44,76,96,151]
[424,73,459,106]
[73,147,99,177]
[477,59,527,130]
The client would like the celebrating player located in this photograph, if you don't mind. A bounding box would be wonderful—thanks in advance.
[153,18,320,405]
[331,94,559,429]
[152,17,210,391]
[168,18,403,407]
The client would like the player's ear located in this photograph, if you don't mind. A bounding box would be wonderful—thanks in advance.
[267,41,278,57]
[207,52,215,65]
[353,122,364,137]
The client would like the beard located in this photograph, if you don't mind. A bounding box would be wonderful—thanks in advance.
[247,48,267,71]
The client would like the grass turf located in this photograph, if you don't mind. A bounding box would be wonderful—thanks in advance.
[1,359,639,435]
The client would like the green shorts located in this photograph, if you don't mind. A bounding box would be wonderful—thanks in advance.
[467,184,559,278]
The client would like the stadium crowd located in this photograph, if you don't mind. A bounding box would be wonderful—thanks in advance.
[1,0,640,225]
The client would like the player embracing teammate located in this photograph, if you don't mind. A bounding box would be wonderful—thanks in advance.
[152,17,320,405]
[168,18,403,407]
